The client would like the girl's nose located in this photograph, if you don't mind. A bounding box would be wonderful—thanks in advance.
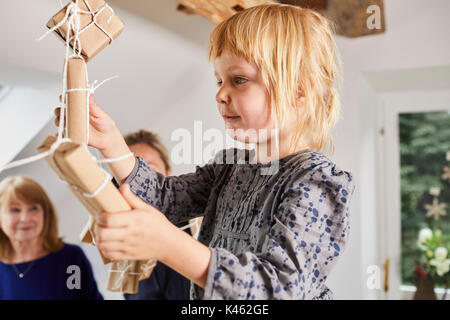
[216,86,230,105]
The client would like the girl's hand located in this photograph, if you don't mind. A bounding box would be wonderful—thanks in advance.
[54,94,119,152]
[95,184,212,288]
[94,183,173,261]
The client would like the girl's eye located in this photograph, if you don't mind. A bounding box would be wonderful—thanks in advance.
[216,80,223,87]
[30,206,38,211]
[234,77,247,85]
[9,208,20,213]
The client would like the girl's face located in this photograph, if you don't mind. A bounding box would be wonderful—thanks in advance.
[0,198,45,243]
[214,52,276,143]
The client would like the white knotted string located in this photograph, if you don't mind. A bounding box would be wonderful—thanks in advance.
[0,0,131,199]
[140,259,157,275]
[191,218,202,239]
[2,1,183,288]
[194,218,201,239]
[37,0,115,45]
[109,261,135,290]
[108,259,156,290]
[179,219,200,235]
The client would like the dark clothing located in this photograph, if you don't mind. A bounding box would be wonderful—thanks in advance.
[0,243,103,300]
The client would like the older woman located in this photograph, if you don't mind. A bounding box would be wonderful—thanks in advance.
[0,176,103,300]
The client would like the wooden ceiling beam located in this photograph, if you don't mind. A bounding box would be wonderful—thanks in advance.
[176,0,386,38]
[177,4,196,15]
[279,0,327,11]
[327,0,385,38]
[176,0,270,24]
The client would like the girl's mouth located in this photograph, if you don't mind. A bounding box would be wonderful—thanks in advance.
[224,116,240,121]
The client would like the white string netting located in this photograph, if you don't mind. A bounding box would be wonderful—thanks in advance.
[0,1,204,288]
[0,0,157,286]
[0,0,130,189]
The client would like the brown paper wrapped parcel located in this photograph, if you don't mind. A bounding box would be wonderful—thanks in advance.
[66,57,88,144]
[38,136,155,293]
[47,0,125,62]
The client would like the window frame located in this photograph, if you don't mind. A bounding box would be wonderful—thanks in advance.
[377,90,450,300]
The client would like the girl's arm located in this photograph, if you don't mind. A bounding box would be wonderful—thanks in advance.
[159,220,211,288]
[100,127,137,185]
[122,153,224,225]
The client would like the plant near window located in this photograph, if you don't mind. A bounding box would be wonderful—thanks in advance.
[416,228,450,276]
[413,228,449,299]
[412,151,450,300]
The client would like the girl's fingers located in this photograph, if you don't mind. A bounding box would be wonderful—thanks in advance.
[89,94,105,118]
[97,247,128,261]
[97,241,126,250]
[106,252,128,261]
[96,240,133,260]
[96,212,130,228]
[95,225,127,242]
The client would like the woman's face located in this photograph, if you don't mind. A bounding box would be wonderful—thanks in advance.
[128,143,171,176]
[0,198,45,243]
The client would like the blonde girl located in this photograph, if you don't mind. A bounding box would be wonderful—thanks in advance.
[55,3,355,299]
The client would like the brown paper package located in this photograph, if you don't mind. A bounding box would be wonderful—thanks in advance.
[67,57,88,144]
[47,0,125,62]
[38,136,155,293]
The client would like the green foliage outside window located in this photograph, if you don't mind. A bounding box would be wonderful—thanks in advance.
[399,111,450,288]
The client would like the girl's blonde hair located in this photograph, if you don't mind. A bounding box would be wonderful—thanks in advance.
[0,176,63,260]
[209,3,342,155]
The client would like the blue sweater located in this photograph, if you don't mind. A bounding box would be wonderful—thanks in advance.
[0,243,103,300]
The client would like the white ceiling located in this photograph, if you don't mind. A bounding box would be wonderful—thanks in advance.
[108,0,215,48]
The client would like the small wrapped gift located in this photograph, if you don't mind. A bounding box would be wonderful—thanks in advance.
[189,217,203,238]
[47,0,125,62]
[66,57,89,144]
[107,259,156,293]
[38,136,155,293]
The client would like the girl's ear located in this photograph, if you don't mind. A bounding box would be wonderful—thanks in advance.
[296,89,306,109]
[296,76,315,104]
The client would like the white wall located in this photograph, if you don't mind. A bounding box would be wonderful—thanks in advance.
[1,0,450,300]
[0,86,53,168]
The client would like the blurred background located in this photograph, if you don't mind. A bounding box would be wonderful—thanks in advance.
[0,0,449,299]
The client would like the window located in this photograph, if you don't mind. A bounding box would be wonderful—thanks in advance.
[399,111,450,289]
[378,90,450,300]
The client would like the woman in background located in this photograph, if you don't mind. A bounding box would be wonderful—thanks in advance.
[0,176,103,300]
